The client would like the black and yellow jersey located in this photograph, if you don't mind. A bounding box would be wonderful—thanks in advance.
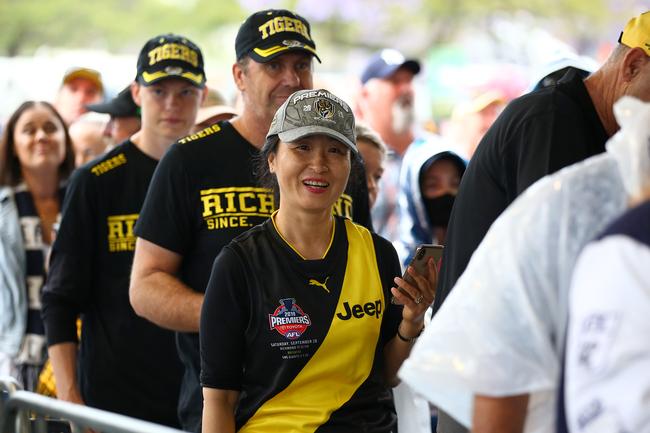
[201,216,402,433]
[135,120,374,431]
[42,140,182,427]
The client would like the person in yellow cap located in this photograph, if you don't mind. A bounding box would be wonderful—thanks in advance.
[426,11,650,433]
[54,67,104,125]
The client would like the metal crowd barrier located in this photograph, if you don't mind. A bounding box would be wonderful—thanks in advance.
[0,377,186,433]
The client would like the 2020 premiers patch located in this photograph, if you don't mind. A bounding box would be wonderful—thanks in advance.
[268,298,311,340]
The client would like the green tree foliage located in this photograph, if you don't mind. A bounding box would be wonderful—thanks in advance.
[0,0,245,56]
[0,0,625,57]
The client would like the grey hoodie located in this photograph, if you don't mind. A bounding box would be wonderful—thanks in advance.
[396,138,466,267]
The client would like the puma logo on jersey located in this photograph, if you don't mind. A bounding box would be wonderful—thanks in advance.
[336,300,382,320]
[308,277,330,293]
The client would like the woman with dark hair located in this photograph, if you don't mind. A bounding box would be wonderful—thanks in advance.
[200,89,436,433]
[0,101,74,390]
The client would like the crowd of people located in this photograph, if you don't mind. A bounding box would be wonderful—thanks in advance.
[0,7,648,433]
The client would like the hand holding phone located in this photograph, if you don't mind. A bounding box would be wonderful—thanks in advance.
[393,244,443,304]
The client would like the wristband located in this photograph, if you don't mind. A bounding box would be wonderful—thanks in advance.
[396,323,424,342]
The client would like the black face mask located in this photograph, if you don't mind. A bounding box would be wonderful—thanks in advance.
[423,193,456,227]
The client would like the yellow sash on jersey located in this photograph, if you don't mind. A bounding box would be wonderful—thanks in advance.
[240,219,385,432]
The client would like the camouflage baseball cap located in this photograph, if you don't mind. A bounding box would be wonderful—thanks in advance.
[265,89,357,153]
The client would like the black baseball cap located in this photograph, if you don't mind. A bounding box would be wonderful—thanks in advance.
[235,9,320,63]
[86,86,139,118]
[136,33,206,87]
[361,48,421,84]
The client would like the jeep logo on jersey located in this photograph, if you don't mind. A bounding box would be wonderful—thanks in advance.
[336,300,382,320]
[269,298,312,340]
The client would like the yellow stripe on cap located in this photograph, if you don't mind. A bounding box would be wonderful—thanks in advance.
[253,44,317,58]
[239,220,384,432]
[181,71,204,84]
[620,12,650,57]
[141,70,204,85]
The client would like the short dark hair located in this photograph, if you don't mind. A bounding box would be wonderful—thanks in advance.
[237,56,251,74]
[255,139,280,207]
[0,101,75,186]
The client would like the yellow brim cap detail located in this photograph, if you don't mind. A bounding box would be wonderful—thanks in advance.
[620,13,650,57]
[253,44,318,58]
[141,70,204,86]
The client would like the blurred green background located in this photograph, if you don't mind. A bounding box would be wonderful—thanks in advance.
[0,0,646,121]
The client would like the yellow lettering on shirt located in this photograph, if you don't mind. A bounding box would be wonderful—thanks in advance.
[178,124,221,144]
[199,187,274,230]
[91,153,127,176]
[332,193,353,220]
[107,214,138,252]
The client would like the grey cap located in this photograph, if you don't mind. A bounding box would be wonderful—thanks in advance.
[265,89,357,153]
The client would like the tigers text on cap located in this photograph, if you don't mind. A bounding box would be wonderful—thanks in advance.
[265,89,357,153]
[235,9,320,63]
[62,67,104,94]
[87,86,139,118]
[361,49,421,84]
[618,12,650,56]
[136,34,206,87]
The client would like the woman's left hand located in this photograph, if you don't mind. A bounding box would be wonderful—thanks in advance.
[390,256,438,326]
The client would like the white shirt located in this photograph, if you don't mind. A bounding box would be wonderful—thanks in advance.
[565,232,650,433]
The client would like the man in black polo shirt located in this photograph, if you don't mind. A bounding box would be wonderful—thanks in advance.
[42,34,206,427]
[432,11,650,433]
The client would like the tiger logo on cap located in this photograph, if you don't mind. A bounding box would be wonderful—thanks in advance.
[315,98,335,119]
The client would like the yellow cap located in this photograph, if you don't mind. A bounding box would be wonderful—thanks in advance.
[62,67,104,94]
[619,12,650,56]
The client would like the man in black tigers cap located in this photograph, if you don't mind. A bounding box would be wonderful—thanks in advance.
[129,9,372,433]
[234,9,320,63]
[128,10,318,433]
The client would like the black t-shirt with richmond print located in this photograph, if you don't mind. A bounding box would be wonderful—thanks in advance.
[42,140,182,427]
[135,120,373,432]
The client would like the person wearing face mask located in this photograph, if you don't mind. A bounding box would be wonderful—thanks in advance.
[396,145,466,267]
[356,49,422,243]
[399,95,650,433]
[390,143,465,433]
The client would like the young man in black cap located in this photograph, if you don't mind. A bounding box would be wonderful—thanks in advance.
[87,86,142,145]
[130,9,370,432]
[42,33,206,427]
